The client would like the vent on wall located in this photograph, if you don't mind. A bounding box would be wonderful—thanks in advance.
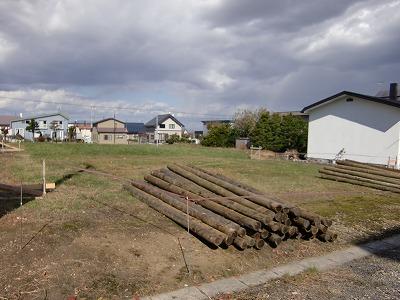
[346,98,353,102]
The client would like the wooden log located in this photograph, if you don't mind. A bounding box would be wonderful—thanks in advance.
[130,180,237,245]
[189,165,302,214]
[259,229,270,239]
[145,174,246,235]
[287,226,298,237]
[174,164,283,212]
[292,217,311,229]
[265,221,281,232]
[169,165,279,217]
[333,164,400,181]
[233,236,247,250]
[320,174,400,193]
[244,235,256,248]
[150,172,273,226]
[124,184,226,246]
[320,169,400,189]
[188,165,264,195]
[323,166,400,186]
[338,159,399,173]
[254,237,265,249]
[145,175,260,232]
[267,233,282,248]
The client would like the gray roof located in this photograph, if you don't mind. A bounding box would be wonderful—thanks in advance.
[126,122,146,134]
[0,115,15,126]
[11,112,69,122]
[201,119,232,124]
[93,117,125,126]
[145,114,184,128]
[302,91,400,113]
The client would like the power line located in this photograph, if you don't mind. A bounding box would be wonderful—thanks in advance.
[0,95,233,118]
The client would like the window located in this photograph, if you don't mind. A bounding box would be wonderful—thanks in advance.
[26,120,30,124]
[43,121,47,124]
[169,124,175,129]
[104,135,109,141]
[159,124,165,128]
[117,135,124,139]
[346,98,353,102]
[59,121,63,124]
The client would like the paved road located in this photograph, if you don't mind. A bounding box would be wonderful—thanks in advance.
[231,248,400,300]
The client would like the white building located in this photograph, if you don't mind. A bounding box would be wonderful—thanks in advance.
[145,114,184,143]
[302,83,400,167]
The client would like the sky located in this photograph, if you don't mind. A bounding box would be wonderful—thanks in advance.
[0,0,399,130]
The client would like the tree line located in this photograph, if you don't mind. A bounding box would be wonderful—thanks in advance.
[201,109,308,153]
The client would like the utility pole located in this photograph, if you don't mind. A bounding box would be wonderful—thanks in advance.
[113,111,116,144]
[156,114,159,148]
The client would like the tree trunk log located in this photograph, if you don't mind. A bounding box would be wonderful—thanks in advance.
[124,184,226,246]
[176,164,283,212]
[233,236,247,249]
[130,180,237,245]
[144,174,253,234]
[323,166,400,186]
[320,173,400,193]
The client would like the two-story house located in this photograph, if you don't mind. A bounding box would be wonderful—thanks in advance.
[92,118,128,144]
[145,114,184,143]
[10,112,69,141]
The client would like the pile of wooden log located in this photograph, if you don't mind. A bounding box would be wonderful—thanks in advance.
[319,160,400,193]
[124,164,336,250]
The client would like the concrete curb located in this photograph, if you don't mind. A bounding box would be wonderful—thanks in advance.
[142,234,400,300]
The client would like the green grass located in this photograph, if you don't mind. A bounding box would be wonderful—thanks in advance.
[4,142,400,234]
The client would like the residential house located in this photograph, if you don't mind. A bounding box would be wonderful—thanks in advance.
[145,114,184,143]
[68,121,92,143]
[201,119,233,136]
[302,82,400,167]
[0,115,15,140]
[92,118,128,144]
[10,112,69,141]
[126,123,147,144]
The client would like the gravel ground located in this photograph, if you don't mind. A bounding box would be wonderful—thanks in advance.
[226,247,400,300]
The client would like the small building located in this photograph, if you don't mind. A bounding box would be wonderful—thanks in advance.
[236,138,250,150]
[10,112,69,141]
[302,82,400,167]
[145,114,184,143]
[126,122,147,144]
[201,119,233,136]
[92,118,128,144]
[68,121,92,143]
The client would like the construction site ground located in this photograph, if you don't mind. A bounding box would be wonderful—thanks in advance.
[0,143,399,299]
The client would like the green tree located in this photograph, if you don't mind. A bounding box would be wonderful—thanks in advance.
[68,126,76,142]
[201,124,238,147]
[1,127,8,142]
[250,112,308,152]
[25,119,39,142]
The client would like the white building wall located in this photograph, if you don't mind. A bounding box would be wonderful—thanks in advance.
[307,95,400,166]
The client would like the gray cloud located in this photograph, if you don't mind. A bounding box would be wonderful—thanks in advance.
[0,0,399,130]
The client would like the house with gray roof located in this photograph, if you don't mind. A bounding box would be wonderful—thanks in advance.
[302,82,400,167]
[145,114,185,143]
[10,112,69,141]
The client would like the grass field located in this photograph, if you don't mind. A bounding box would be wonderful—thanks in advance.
[1,143,399,299]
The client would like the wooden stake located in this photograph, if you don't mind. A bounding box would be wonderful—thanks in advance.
[42,159,46,195]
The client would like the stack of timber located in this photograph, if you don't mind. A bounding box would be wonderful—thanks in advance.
[319,159,400,193]
[124,164,336,250]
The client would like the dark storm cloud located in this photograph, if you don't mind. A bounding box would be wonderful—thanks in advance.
[201,0,367,32]
[0,0,399,125]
